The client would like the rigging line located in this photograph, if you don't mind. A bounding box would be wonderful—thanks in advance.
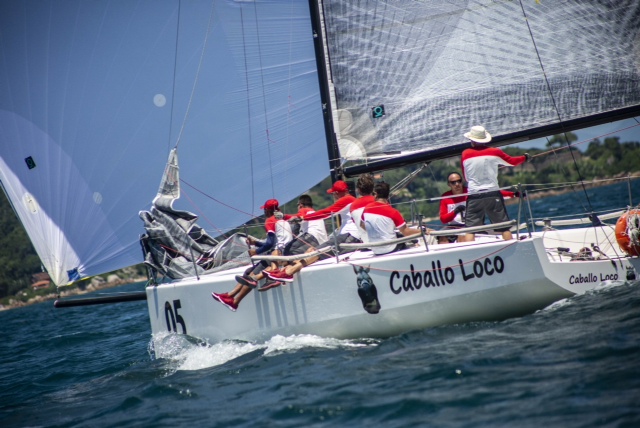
[390,164,427,196]
[174,0,217,149]
[348,240,519,274]
[519,121,640,162]
[167,1,182,153]
[543,136,589,214]
[251,1,276,196]
[283,0,298,185]
[518,0,594,212]
[181,178,255,219]
[180,187,226,237]
[425,163,438,184]
[240,8,256,213]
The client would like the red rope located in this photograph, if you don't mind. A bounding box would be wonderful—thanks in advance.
[347,240,519,274]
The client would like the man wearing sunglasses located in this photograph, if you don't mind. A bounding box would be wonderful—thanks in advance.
[439,172,516,244]
[438,172,467,244]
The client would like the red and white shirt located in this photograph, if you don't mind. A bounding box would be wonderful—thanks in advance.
[261,214,293,253]
[350,195,375,243]
[275,218,293,250]
[440,187,516,225]
[362,201,406,255]
[302,194,358,238]
[296,206,328,245]
[439,189,467,225]
[461,147,526,193]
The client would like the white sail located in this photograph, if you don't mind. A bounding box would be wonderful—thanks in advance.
[0,0,328,285]
[319,0,640,164]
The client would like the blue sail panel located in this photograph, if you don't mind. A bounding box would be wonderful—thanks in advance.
[0,0,327,285]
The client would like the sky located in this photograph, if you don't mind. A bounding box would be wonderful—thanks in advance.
[512,117,640,152]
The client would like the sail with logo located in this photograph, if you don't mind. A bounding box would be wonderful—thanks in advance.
[318,0,640,173]
[1,1,640,348]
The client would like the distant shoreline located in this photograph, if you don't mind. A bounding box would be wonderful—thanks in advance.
[0,276,147,311]
[517,174,639,202]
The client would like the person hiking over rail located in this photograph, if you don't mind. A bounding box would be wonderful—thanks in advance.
[267,174,374,283]
[211,199,290,311]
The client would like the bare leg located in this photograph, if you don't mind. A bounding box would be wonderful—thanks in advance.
[228,283,244,297]
[267,250,282,273]
[283,253,319,276]
[501,230,513,241]
[462,233,475,242]
[233,285,252,305]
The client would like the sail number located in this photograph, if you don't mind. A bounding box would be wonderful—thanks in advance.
[164,300,187,334]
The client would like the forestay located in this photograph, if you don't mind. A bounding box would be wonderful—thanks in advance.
[319,0,640,168]
[0,0,328,285]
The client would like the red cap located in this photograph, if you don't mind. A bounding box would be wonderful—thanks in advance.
[326,180,348,194]
[260,199,279,210]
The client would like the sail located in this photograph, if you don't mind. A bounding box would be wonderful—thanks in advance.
[0,0,328,285]
[318,0,640,170]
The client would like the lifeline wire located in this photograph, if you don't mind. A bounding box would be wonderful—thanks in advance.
[518,0,593,212]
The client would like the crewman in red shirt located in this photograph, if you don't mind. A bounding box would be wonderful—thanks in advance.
[361,181,422,255]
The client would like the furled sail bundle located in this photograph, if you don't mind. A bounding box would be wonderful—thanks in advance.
[139,149,251,279]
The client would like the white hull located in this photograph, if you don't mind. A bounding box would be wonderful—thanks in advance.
[146,227,639,345]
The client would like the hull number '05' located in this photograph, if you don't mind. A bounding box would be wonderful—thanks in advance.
[165,300,187,334]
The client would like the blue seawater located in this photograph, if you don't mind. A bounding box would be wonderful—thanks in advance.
[1,181,639,427]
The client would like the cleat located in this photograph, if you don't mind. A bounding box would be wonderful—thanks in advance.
[258,278,283,292]
[211,292,237,312]
[235,274,258,288]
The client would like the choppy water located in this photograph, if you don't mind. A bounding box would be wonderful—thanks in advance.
[1,181,639,427]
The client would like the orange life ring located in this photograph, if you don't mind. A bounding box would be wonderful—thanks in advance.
[615,209,640,257]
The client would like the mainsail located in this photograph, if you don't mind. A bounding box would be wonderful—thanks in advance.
[0,0,328,285]
[317,0,640,173]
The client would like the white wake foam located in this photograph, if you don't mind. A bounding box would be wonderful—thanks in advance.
[149,333,377,372]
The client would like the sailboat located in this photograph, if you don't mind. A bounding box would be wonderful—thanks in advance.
[1,1,640,347]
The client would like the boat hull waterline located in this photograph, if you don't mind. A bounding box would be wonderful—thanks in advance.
[146,229,639,345]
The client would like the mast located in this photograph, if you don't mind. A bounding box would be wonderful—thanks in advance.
[308,0,341,182]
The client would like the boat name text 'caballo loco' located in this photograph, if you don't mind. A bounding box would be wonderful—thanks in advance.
[389,256,505,294]
[569,272,618,284]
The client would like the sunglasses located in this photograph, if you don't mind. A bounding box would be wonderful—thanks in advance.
[448,180,462,185]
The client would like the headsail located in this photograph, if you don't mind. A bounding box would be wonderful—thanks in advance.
[317,0,640,172]
[0,0,328,285]
[140,149,252,280]
[154,149,181,212]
